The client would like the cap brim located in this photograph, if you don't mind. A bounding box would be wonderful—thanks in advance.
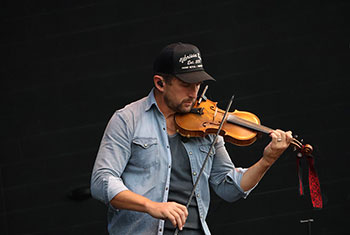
[175,71,216,84]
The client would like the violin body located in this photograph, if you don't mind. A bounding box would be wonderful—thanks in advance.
[175,99,261,146]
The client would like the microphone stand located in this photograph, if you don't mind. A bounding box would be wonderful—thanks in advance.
[300,219,314,235]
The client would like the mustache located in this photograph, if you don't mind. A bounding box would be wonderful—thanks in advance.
[183,98,196,103]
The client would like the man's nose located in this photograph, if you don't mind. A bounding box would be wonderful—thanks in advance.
[189,84,200,98]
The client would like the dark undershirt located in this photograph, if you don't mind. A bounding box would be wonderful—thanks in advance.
[164,133,204,235]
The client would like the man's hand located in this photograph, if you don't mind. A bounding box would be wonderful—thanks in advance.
[263,129,293,165]
[145,201,188,230]
[110,191,188,230]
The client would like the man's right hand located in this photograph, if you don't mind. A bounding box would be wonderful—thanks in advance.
[145,201,188,231]
[110,191,188,231]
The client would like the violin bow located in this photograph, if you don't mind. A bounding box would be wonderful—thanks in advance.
[173,93,234,235]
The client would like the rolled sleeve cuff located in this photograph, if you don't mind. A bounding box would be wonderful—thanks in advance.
[226,167,257,199]
[107,176,129,202]
[234,167,258,198]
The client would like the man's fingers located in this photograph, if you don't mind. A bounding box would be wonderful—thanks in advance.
[169,209,184,230]
[270,129,292,145]
[270,130,282,143]
[165,212,177,228]
[174,205,188,229]
[175,203,188,217]
[162,202,188,230]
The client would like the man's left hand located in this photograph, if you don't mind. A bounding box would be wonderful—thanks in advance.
[263,129,293,165]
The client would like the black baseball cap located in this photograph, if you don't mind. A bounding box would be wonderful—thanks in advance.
[153,42,215,83]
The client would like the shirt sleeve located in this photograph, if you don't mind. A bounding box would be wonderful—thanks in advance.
[209,137,257,202]
[90,111,132,205]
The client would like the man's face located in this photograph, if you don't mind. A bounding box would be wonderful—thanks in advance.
[163,77,201,113]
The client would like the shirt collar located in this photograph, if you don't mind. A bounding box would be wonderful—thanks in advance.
[145,88,159,112]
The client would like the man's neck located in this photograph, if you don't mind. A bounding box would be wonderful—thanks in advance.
[154,89,177,135]
[166,114,177,135]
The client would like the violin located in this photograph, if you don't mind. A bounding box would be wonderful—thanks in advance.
[174,88,313,156]
[173,87,321,221]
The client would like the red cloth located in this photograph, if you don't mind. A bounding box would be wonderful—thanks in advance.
[297,154,323,209]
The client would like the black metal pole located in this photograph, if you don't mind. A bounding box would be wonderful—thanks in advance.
[300,218,314,235]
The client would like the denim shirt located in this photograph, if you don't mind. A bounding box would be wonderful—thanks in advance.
[91,89,253,235]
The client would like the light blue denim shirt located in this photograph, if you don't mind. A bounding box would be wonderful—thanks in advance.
[91,89,253,235]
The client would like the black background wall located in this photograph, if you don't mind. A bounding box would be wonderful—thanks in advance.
[1,1,349,234]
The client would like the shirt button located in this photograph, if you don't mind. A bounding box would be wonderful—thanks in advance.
[159,228,162,232]
[168,165,171,168]
[189,151,192,155]
[144,143,148,147]
[166,187,168,191]
[197,193,200,197]
[167,145,169,148]
[193,172,197,176]
[163,127,166,131]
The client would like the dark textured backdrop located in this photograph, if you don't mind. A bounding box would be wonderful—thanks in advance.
[1,1,349,234]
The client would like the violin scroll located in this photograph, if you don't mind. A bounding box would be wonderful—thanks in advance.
[292,137,313,156]
[300,144,313,156]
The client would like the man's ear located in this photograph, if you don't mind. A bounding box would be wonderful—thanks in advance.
[157,80,163,87]
[154,75,164,90]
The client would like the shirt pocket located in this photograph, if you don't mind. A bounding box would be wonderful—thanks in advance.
[130,137,159,168]
[198,144,215,174]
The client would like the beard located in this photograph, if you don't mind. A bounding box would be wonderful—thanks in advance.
[164,94,195,114]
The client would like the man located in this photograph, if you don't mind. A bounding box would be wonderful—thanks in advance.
[90,42,292,235]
